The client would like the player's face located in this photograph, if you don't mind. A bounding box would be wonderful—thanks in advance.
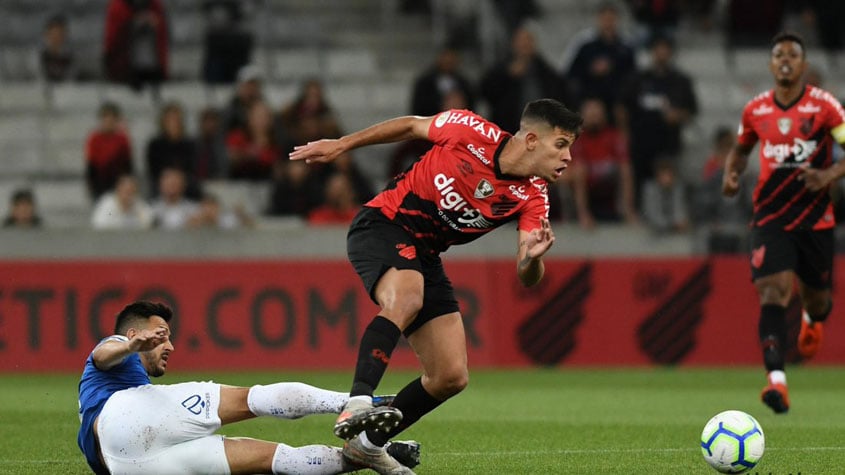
[770,41,805,87]
[531,126,577,183]
[140,316,173,378]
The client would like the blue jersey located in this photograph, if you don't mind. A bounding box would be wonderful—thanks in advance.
[77,335,151,474]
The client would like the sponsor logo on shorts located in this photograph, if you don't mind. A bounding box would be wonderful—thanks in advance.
[396,243,417,260]
[182,394,205,415]
[751,245,766,269]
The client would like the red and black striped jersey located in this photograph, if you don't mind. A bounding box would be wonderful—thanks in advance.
[737,85,845,230]
[366,109,550,254]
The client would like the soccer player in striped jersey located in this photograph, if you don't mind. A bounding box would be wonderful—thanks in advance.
[723,31,845,414]
[291,99,582,473]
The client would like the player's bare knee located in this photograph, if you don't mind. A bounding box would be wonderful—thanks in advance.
[756,283,791,305]
[380,292,424,323]
[431,368,468,398]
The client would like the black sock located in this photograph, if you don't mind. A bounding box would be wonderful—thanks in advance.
[759,304,786,372]
[808,300,833,323]
[350,316,401,397]
[367,377,442,446]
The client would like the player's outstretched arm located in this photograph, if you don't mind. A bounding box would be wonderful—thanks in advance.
[289,115,433,164]
[92,328,168,370]
[516,218,554,287]
[722,143,753,197]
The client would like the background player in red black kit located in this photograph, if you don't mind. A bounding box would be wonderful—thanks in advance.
[291,99,582,474]
[723,32,845,414]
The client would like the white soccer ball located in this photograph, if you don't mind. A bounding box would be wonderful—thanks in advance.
[700,410,765,473]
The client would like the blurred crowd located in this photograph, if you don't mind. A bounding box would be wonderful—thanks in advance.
[4,0,845,253]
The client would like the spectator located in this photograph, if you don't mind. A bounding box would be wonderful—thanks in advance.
[724,0,785,56]
[307,173,362,226]
[326,152,375,204]
[188,192,255,229]
[390,89,469,178]
[193,107,229,180]
[40,14,75,82]
[225,99,281,180]
[146,102,200,199]
[569,98,638,229]
[410,46,476,117]
[266,160,322,218]
[201,0,254,84]
[91,174,154,230]
[3,189,42,229]
[617,34,698,201]
[641,159,689,234]
[561,2,636,116]
[693,127,752,253]
[222,63,263,133]
[491,0,541,37]
[625,0,680,46]
[480,25,569,133]
[85,102,133,200]
[278,78,342,145]
[799,1,845,68]
[103,0,169,92]
[150,167,199,229]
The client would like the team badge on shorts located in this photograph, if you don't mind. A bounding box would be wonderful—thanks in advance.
[751,245,766,268]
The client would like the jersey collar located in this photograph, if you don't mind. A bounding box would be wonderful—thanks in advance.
[493,135,518,180]
[773,84,807,111]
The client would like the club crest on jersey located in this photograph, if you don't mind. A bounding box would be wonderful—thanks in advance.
[474,179,494,198]
[777,117,792,135]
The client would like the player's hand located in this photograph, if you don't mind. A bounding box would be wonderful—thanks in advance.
[722,170,740,197]
[289,139,344,164]
[525,218,555,259]
[128,327,169,352]
[798,166,833,192]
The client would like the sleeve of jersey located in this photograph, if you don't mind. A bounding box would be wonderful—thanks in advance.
[736,104,757,146]
[517,185,550,231]
[427,110,465,147]
[825,99,845,144]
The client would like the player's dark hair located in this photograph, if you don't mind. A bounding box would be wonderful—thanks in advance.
[771,31,805,56]
[521,99,583,134]
[114,301,172,335]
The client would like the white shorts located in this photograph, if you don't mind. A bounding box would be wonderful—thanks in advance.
[97,381,231,475]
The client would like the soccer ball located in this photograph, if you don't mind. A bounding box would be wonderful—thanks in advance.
[700,410,765,473]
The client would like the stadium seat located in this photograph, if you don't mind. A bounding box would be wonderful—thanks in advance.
[325,49,378,79]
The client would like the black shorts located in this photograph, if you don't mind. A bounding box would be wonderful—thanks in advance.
[749,226,834,289]
[346,207,460,336]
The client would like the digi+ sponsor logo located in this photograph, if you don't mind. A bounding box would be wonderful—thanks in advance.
[762,138,817,165]
[434,173,494,229]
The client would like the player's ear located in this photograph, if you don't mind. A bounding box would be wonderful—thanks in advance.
[524,131,539,151]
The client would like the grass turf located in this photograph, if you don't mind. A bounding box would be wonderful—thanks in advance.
[1,367,843,474]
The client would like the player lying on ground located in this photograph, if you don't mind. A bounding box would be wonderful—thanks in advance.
[291,99,582,474]
[77,300,420,474]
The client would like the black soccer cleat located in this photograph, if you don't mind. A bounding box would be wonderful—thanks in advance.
[386,440,421,469]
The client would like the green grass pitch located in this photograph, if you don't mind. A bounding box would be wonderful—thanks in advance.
[1,367,844,474]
